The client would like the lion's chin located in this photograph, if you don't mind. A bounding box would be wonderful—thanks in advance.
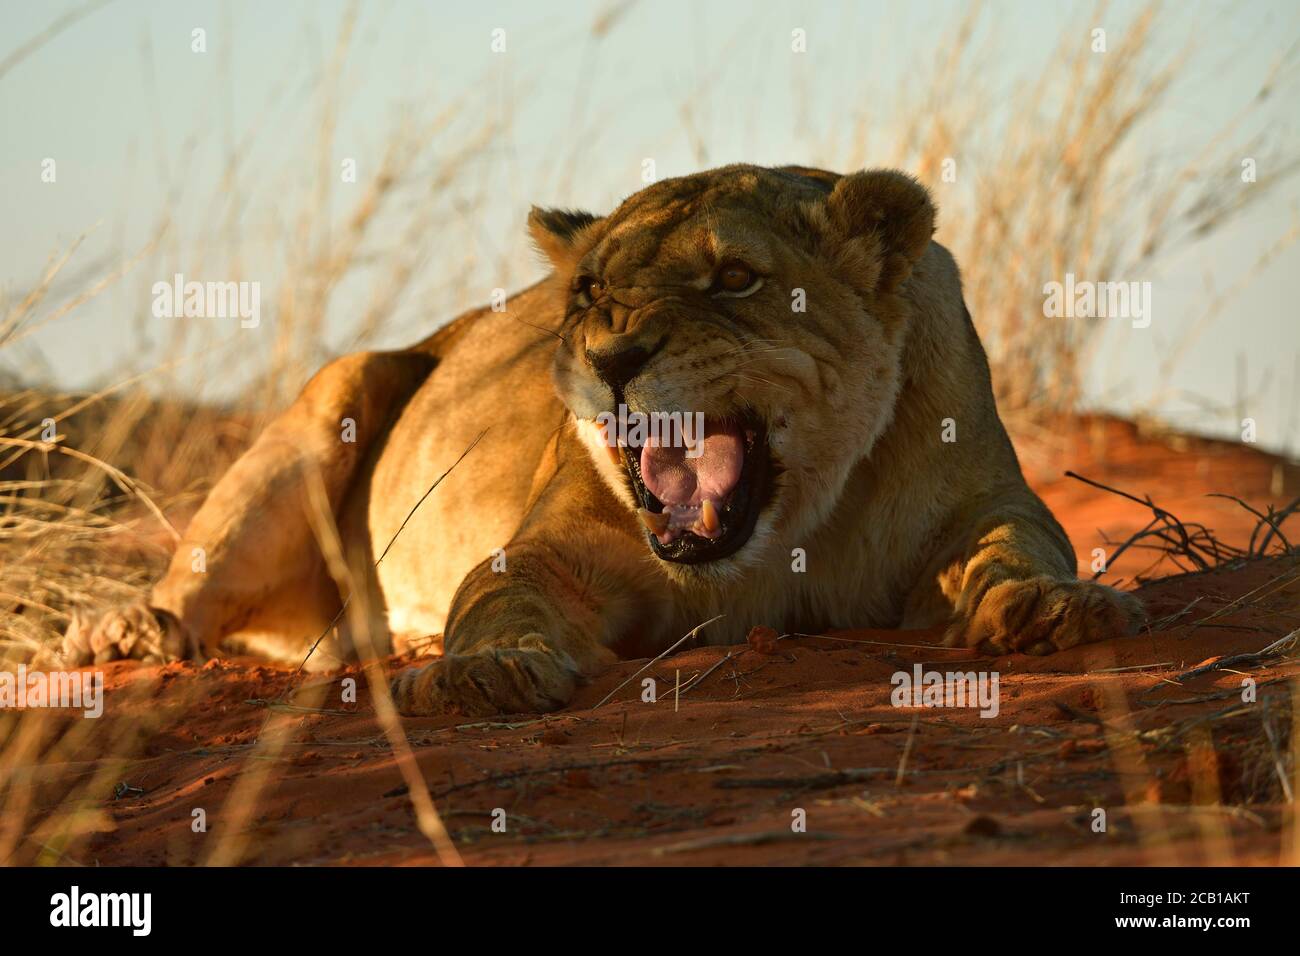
[611,414,776,565]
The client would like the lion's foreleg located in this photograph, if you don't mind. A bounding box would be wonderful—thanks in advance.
[390,444,653,716]
[932,496,1144,655]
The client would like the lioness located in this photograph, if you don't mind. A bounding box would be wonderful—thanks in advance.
[61,164,1143,716]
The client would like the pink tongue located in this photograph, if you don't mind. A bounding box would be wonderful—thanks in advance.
[640,419,744,506]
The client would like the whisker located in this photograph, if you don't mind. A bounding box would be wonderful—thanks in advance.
[728,371,794,394]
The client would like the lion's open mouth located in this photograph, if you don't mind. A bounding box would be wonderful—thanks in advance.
[615,415,773,564]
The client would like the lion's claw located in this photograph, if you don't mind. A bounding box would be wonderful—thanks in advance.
[945,577,1144,655]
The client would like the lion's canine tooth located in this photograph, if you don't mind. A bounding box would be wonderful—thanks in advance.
[593,419,621,466]
[637,507,669,536]
[701,498,720,533]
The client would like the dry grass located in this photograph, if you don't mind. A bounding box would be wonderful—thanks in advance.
[1,1,1298,865]
[848,3,1300,441]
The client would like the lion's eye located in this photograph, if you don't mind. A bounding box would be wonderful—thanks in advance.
[713,261,759,296]
[573,275,604,306]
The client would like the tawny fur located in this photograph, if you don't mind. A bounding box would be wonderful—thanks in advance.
[56,164,1144,716]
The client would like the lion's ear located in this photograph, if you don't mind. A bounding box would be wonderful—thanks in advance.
[822,170,936,293]
[527,206,603,271]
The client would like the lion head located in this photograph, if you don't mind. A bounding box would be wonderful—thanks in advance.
[530,164,936,585]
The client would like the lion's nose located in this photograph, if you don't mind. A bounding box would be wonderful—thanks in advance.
[586,342,656,391]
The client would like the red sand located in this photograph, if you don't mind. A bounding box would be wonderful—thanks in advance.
[15,417,1300,866]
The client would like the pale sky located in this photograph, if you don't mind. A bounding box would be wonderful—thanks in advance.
[2,0,1298,453]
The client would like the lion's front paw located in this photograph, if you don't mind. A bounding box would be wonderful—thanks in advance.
[943,577,1144,656]
[42,603,189,668]
[390,637,579,717]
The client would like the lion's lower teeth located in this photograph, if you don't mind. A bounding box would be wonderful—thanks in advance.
[636,507,669,536]
[638,500,724,545]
